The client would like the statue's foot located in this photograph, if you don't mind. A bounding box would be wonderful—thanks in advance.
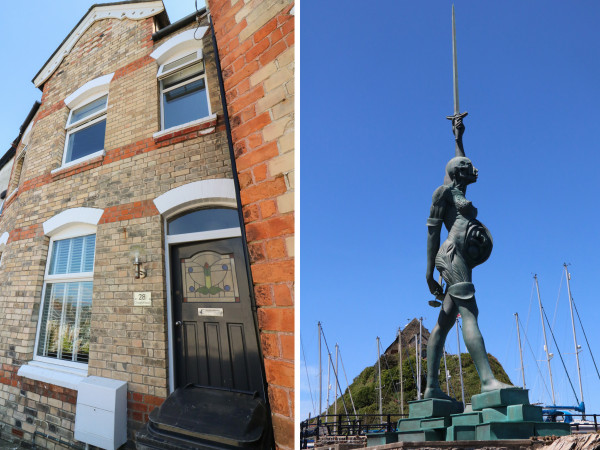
[481,378,515,392]
[424,387,456,402]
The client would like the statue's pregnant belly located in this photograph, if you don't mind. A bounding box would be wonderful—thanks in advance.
[447,219,493,269]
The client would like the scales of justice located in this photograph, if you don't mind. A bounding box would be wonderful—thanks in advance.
[387,7,573,442]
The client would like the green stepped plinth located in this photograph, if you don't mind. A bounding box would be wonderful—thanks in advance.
[508,404,543,422]
[397,418,422,432]
[471,388,529,410]
[482,406,508,422]
[446,424,476,441]
[392,389,571,443]
[420,416,451,430]
[396,429,444,442]
[366,431,398,446]
[534,422,571,437]
[407,398,464,419]
[476,421,534,440]
[451,411,482,426]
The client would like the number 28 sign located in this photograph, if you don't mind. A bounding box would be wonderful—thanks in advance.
[134,292,152,306]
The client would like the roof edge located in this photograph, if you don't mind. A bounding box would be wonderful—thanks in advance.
[33,1,166,89]
[0,101,41,169]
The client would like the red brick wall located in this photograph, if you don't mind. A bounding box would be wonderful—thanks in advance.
[207,1,295,448]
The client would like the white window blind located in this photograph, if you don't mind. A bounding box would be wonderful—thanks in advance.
[37,234,95,364]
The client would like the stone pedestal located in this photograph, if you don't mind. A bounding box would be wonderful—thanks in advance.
[385,389,571,446]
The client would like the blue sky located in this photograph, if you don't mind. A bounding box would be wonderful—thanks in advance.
[0,0,202,151]
[301,1,600,419]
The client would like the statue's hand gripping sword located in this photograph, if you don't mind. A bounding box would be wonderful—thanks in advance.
[446,4,467,158]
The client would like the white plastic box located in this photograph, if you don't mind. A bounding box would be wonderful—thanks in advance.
[74,376,128,450]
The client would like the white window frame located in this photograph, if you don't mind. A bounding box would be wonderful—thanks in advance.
[61,93,108,168]
[158,53,213,132]
[33,223,96,371]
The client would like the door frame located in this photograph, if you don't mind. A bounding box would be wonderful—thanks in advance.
[163,200,240,393]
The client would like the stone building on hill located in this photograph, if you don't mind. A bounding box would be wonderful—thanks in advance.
[0,1,294,448]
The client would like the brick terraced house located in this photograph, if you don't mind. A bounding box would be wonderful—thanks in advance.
[0,0,294,448]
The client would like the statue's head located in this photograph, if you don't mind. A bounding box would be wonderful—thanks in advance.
[446,156,478,185]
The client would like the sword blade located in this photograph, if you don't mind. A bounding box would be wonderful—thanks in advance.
[452,4,459,115]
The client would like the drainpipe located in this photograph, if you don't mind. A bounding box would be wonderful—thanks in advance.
[208,9,275,448]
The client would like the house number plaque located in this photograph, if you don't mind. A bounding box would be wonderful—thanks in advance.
[134,292,152,306]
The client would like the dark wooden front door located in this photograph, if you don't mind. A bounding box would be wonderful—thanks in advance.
[170,238,264,397]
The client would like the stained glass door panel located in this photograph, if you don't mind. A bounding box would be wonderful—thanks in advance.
[181,251,239,302]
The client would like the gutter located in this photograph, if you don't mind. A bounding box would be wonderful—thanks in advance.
[152,8,207,41]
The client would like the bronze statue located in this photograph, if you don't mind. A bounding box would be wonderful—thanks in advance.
[424,115,513,401]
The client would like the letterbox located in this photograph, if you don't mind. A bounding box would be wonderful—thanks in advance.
[74,376,127,450]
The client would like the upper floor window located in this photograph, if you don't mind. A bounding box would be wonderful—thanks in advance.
[60,73,113,169]
[159,54,211,130]
[150,28,214,134]
[64,95,107,165]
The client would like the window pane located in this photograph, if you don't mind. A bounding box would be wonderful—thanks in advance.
[69,95,107,125]
[168,208,240,235]
[163,79,209,129]
[65,119,106,163]
[163,62,204,89]
[49,235,95,275]
[37,281,93,363]
[83,235,96,273]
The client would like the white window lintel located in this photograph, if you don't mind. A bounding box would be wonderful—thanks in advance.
[150,28,208,66]
[153,179,236,218]
[65,73,114,110]
[43,207,104,237]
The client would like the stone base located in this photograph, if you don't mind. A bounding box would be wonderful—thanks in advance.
[396,429,444,442]
[407,398,464,419]
[445,424,476,441]
[366,432,398,446]
[450,411,482,426]
[534,422,571,437]
[391,389,571,443]
[471,388,529,410]
[476,421,534,440]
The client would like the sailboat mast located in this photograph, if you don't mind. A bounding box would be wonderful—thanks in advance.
[335,344,339,419]
[535,275,556,405]
[419,318,423,399]
[398,327,404,414]
[377,337,383,416]
[326,348,331,413]
[564,264,584,410]
[318,321,322,415]
[515,313,526,389]
[415,335,420,400]
[456,317,466,407]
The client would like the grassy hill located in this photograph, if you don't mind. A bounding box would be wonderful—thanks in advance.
[324,348,512,420]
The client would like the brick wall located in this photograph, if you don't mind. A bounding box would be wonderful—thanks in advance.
[0,11,233,444]
[207,1,295,448]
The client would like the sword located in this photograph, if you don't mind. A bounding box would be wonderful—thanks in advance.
[446,4,467,157]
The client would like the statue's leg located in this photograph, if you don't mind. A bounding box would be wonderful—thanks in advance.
[456,297,513,392]
[424,293,458,400]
